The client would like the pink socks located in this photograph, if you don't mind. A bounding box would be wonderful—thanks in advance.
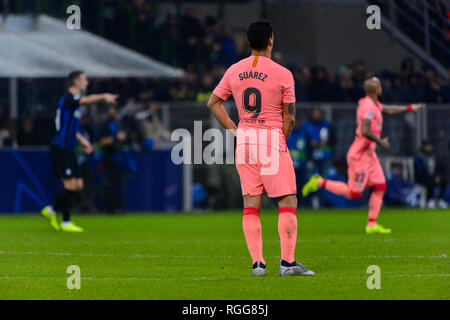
[368,190,385,227]
[242,207,265,264]
[278,207,297,263]
[243,207,299,265]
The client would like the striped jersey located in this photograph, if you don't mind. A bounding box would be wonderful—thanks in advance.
[51,92,82,150]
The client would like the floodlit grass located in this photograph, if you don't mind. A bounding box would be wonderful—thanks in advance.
[0,209,448,299]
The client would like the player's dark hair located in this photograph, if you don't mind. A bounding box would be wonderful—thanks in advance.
[247,20,273,51]
[67,70,85,87]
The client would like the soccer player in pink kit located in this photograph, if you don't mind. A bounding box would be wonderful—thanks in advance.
[207,21,314,276]
[302,77,425,234]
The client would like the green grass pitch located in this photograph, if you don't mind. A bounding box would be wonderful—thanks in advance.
[0,209,448,300]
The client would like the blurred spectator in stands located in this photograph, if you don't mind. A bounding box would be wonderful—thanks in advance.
[428,0,449,65]
[348,60,368,99]
[133,0,156,56]
[423,66,445,102]
[121,97,143,119]
[211,66,227,83]
[428,0,448,37]
[102,0,118,41]
[135,102,171,151]
[310,66,334,101]
[179,7,205,70]
[115,77,139,100]
[415,139,448,209]
[350,59,368,85]
[0,105,12,147]
[99,108,128,213]
[287,122,307,201]
[17,117,41,146]
[303,106,333,208]
[400,57,415,80]
[402,72,425,103]
[156,13,181,66]
[303,106,332,176]
[385,75,408,103]
[442,68,450,102]
[199,16,219,71]
[446,3,450,44]
[106,0,131,47]
[138,81,156,103]
[151,77,172,101]
[180,6,205,43]
[426,76,445,103]
[293,67,311,101]
[196,74,215,103]
[169,78,197,101]
[216,24,238,67]
[204,15,219,40]
[334,65,357,102]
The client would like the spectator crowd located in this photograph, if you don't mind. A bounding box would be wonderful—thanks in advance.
[92,1,450,105]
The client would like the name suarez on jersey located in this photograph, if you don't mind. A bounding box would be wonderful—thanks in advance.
[238,71,268,82]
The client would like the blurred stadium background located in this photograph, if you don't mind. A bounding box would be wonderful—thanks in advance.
[0,0,449,214]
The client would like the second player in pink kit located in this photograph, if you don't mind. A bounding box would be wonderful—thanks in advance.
[346,95,386,196]
[207,21,314,276]
[302,77,425,234]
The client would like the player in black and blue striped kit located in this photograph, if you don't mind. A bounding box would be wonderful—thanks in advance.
[41,71,118,232]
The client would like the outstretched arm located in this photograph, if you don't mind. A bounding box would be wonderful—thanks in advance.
[207,93,238,134]
[382,103,425,115]
[282,103,296,141]
[79,93,119,106]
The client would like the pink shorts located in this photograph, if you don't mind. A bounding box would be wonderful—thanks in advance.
[235,143,296,198]
[347,152,386,194]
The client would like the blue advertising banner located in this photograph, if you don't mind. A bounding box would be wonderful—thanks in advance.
[0,149,182,214]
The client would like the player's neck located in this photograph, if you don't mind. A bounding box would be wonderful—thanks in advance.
[368,94,379,104]
[251,50,271,59]
[69,86,82,96]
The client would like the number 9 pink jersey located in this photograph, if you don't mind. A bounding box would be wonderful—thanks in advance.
[213,55,297,197]
[213,55,296,132]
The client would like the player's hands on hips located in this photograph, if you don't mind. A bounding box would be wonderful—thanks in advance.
[380,137,390,151]
[103,93,119,104]
[411,103,426,112]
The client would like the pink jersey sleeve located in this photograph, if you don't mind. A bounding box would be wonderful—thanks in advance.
[212,68,232,101]
[281,71,296,104]
[359,103,374,121]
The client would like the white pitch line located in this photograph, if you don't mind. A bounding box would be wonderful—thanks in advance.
[0,250,447,260]
[0,275,225,281]
[1,238,447,247]
[0,273,449,282]
[104,238,449,244]
[324,254,448,259]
